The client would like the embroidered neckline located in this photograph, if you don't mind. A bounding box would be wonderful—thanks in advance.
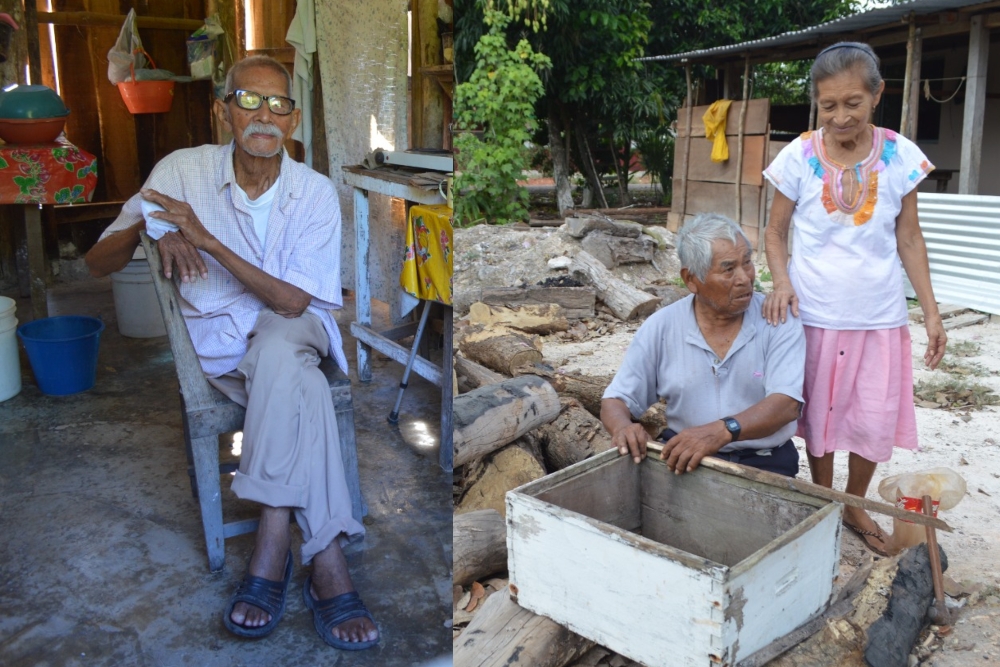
[812,125,883,216]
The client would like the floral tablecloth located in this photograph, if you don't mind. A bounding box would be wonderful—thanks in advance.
[0,137,98,205]
[400,204,453,305]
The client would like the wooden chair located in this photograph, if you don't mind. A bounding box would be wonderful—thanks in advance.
[139,231,366,572]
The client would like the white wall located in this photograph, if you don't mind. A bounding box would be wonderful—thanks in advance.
[316,0,410,301]
[917,35,999,196]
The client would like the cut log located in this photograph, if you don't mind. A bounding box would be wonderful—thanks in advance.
[641,226,675,250]
[453,375,562,467]
[468,302,570,335]
[482,286,596,319]
[570,250,660,321]
[454,509,508,586]
[643,284,690,308]
[540,398,614,471]
[534,367,612,416]
[580,232,656,269]
[458,325,543,376]
[456,443,547,517]
[453,585,594,667]
[455,354,505,391]
[564,215,643,238]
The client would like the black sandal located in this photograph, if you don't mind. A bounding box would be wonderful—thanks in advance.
[843,520,890,558]
[223,550,294,638]
[303,575,379,650]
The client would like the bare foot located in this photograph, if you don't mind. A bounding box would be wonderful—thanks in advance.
[310,541,379,645]
[230,507,292,629]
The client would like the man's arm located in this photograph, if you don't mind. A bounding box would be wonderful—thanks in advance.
[142,188,311,317]
[658,394,801,475]
[84,220,143,278]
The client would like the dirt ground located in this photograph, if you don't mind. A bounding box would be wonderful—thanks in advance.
[453,220,1000,665]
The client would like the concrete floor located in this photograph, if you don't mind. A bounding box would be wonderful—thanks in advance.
[0,278,452,666]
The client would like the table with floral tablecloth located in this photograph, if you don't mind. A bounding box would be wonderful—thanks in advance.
[0,138,99,318]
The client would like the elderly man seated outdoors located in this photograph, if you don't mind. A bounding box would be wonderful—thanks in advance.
[84,55,378,649]
[601,213,805,477]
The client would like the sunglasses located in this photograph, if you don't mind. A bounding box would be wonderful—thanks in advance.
[223,89,295,115]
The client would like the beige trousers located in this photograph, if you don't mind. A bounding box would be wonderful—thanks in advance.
[208,308,364,564]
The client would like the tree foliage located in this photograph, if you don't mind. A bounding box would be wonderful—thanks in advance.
[453,9,551,225]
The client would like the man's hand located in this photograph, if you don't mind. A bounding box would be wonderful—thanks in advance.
[142,189,216,251]
[158,231,208,283]
[660,422,730,474]
[611,423,649,464]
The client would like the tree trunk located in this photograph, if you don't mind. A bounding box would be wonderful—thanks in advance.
[453,375,562,467]
[468,302,570,335]
[548,106,575,216]
[458,325,543,376]
[610,132,632,207]
[455,354,505,391]
[456,441,547,517]
[454,509,508,586]
[539,398,614,471]
[453,585,594,667]
[569,250,660,321]
[574,119,608,209]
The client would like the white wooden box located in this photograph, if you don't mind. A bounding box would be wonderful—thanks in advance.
[506,449,842,667]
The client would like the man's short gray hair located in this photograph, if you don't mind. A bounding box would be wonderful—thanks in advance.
[676,213,750,282]
[810,42,882,101]
[225,55,293,98]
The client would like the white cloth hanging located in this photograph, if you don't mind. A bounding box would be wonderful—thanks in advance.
[286,0,317,167]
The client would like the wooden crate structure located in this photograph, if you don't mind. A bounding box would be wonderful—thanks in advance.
[506,449,842,667]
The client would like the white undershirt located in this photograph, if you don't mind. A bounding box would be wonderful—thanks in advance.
[232,178,280,245]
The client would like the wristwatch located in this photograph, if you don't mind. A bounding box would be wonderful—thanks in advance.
[721,417,741,442]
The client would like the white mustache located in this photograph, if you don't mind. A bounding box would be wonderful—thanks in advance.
[242,122,284,141]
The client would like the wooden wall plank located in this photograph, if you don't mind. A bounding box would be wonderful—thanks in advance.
[677,180,761,228]
[639,462,816,567]
[84,0,140,201]
[686,134,765,186]
[676,98,770,138]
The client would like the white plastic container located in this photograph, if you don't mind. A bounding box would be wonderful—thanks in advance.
[0,295,21,402]
[110,247,166,338]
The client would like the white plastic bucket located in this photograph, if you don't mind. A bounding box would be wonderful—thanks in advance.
[110,250,166,338]
[0,296,21,402]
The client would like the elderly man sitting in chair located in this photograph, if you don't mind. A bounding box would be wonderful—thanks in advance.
[85,55,377,649]
[602,213,805,477]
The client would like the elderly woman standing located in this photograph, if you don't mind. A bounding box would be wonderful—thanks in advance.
[762,42,946,556]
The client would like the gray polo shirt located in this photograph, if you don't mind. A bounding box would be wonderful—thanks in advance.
[603,292,805,452]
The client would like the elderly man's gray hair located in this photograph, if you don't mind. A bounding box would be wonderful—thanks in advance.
[676,213,750,282]
[225,55,293,98]
[810,42,882,101]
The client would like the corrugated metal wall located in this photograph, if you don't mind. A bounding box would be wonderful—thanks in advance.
[907,193,1000,316]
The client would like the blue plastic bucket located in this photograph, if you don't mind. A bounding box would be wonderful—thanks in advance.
[16,316,105,395]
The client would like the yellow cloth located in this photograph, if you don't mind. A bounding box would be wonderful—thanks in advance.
[703,99,732,162]
[401,204,453,305]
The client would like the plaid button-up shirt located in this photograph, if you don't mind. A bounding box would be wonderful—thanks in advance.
[102,143,347,378]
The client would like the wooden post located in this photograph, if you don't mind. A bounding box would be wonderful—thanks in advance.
[24,205,47,319]
[735,55,750,233]
[441,305,454,471]
[679,61,693,222]
[900,14,916,139]
[906,29,922,142]
[22,0,42,85]
[354,186,373,382]
[808,99,816,131]
[959,15,989,195]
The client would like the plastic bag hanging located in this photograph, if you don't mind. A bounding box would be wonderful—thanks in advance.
[108,9,146,85]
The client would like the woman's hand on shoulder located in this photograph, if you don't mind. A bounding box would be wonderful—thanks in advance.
[923,313,947,370]
[763,280,799,325]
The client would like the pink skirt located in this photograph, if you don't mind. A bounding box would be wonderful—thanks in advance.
[798,325,918,463]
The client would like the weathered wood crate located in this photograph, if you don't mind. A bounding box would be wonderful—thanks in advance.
[506,449,842,667]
